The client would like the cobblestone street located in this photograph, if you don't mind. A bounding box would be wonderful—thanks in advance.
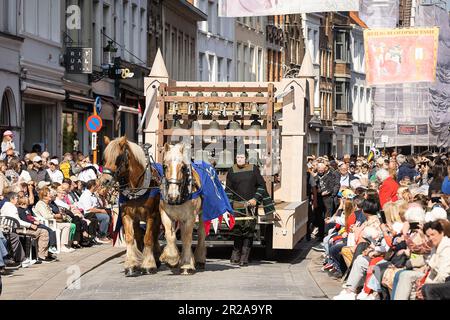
[57,240,339,300]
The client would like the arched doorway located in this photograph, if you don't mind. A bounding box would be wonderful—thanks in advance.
[1,88,19,136]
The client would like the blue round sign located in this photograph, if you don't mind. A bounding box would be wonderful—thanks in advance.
[86,115,103,133]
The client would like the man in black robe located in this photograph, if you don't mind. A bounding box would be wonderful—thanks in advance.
[226,149,267,266]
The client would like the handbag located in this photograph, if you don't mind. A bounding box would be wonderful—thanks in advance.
[347,232,356,247]
[415,269,430,300]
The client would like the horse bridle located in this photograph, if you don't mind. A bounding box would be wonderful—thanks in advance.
[102,149,131,190]
[162,162,192,205]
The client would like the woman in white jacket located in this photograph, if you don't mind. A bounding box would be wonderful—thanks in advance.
[423,220,450,285]
[33,187,74,253]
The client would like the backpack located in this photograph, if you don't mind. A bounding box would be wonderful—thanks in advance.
[60,161,72,179]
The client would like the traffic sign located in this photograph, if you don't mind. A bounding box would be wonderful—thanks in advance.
[381,135,389,143]
[86,115,103,133]
[91,132,97,150]
[95,96,102,114]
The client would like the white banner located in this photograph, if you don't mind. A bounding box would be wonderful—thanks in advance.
[218,0,360,17]
[359,0,399,28]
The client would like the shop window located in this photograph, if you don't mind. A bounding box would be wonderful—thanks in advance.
[62,112,80,154]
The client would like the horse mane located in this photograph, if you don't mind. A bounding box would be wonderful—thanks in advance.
[103,137,147,169]
[164,143,191,165]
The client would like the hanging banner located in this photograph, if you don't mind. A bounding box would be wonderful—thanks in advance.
[359,0,399,28]
[397,124,429,135]
[364,28,439,86]
[218,0,359,17]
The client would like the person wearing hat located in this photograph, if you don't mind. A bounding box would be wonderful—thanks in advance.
[226,146,271,266]
[28,156,51,184]
[77,156,98,183]
[46,158,64,184]
[0,130,18,161]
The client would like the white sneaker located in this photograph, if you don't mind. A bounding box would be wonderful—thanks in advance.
[333,291,356,300]
[95,237,110,244]
[60,246,75,253]
[360,292,380,300]
[356,291,369,300]
[49,246,57,254]
[21,258,31,268]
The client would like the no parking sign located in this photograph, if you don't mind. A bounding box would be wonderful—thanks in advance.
[86,115,103,133]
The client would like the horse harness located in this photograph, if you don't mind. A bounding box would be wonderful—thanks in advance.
[103,146,160,201]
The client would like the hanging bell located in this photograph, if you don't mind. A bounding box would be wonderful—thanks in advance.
[203,102,210,116]
[249,119,261,130]
[250,103,260,117]
[191,119,202,130]
[182,91,190,112]
[196,91,204,114]
[247,149,260,165]
[172,117,182,129]
[210,91,219,110]
[240,91,249,113]
[215,149,234,169]
[227,120,241,130]
[194,149,210,162]
[209,119,220,130]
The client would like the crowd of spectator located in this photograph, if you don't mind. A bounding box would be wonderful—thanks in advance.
[307,151,450,300]
[0,130,116,280]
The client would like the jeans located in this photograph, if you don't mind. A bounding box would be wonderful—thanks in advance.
[329,241,347,273]
[95,213,111,237]
[347,255,370,291]
[391,269,407,299]
[323,231,337,256]
[0,238,8,267]
[367,261,390,293]
[422,281,450,300]
[392,270,424,300]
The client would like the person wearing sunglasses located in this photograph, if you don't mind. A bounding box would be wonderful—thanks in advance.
[28,156,51,184]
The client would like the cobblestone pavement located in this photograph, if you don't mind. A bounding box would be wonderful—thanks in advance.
[58,239,340,300]
[0,245,124,300]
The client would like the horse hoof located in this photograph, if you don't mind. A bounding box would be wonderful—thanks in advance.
[141,267,157,275]
[166,262,179,269]
[156,260,162,269]
[181,268,195,275]
[125,267,141,277]
[195,262,206,270]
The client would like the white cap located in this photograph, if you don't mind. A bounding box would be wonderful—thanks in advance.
[33,156,43,162]
[49,159,59,165]
[405,205,426,224]
[425,207,448,223]
[37,181,51,189]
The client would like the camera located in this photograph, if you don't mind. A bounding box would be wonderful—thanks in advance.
[431,196,441,203]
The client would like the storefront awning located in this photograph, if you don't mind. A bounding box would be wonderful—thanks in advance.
[22,81,66,101]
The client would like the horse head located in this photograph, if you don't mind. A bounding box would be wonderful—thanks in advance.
[100,136,146,189]
[162,143,191,205]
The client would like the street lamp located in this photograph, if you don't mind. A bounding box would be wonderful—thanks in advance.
[103,40,118,66]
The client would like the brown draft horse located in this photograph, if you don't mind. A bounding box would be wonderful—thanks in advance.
[100,136,161,277]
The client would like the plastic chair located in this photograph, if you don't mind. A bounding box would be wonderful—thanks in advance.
[0,216,36,260]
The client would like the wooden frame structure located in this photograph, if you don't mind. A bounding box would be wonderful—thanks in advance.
[156,83,276,195]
